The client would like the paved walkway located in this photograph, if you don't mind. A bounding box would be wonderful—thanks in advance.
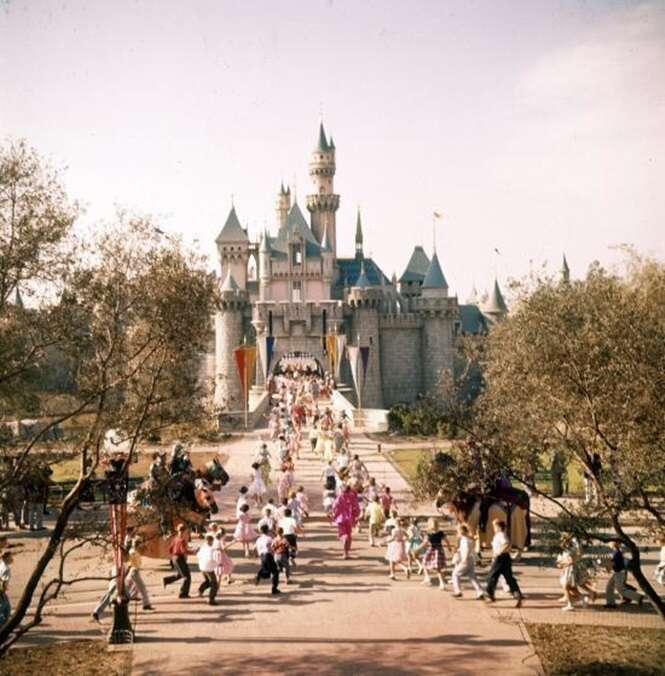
[8,428,663,674]
[128,430,540,676]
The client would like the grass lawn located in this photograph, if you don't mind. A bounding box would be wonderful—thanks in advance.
[386,447,433,484]
[528,623,665,675]
[387,447,586,495]
[51,451,226,483]
[2,641,131,675]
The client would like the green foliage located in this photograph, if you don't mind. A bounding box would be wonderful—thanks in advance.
[388,398,460,437]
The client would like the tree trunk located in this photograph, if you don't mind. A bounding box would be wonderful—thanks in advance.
[613,517,665,621]
[0,483,80,654]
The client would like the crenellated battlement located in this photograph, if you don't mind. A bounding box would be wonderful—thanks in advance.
[379,313,422,328]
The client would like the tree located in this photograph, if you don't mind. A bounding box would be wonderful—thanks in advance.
[435,256,665,618]
[0,184,217,651]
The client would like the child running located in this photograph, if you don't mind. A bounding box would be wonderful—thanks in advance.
[365,495,385,547]
[385,517,411,580]
[233,503,254,557]
[421,518,451,589]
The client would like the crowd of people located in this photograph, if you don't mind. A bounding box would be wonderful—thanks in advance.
[82,365,665,623]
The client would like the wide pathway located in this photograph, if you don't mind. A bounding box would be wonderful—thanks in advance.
[129,430,541,676]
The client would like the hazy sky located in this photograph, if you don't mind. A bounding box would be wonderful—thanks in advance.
[2,0,663,299]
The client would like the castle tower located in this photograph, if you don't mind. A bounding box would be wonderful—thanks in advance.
[276,183,291,229]
[215,205,250,289]
[321,222,335,292]
[214,271,249,409]
[482,278,508,325]
[258,230,272,301]
[306,123,340,255]
[415,253,457,396]
[348,261,384,409]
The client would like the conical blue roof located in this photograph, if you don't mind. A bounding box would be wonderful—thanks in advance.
[354,261,370,288]
[221,270,239,291]
[400,246,430,283]
[422,252,448,289]
[215,206,248,244]
[485,279,508,314]
[316,123,330,152]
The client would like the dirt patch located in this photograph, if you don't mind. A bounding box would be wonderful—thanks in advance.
[527,623,665,675]
[1,640,131,675]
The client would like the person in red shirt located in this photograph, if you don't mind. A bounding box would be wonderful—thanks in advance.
[163,524,194,598]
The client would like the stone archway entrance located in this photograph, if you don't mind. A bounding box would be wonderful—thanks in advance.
[273,351,324,376]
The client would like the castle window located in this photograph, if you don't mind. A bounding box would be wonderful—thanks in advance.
[292,280,302,302]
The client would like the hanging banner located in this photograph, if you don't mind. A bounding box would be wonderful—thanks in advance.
[335,335,346,381]
[258,336,276,379]
[360,346,370,382]
[234,345,257,403]
[326,334,337,375]
[346,345,362,399]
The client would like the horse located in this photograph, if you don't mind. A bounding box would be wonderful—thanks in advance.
[127,474,219,559]
[441,488,531,560]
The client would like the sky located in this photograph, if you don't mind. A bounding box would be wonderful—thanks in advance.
[1,0,663,300]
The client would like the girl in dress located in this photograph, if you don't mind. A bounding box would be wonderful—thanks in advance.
[248,462,267,507]
[214,528,235,585]
[420,518,451,589]
[295,486,310,519]
[277,466,294,503]
[233,503,254,557]
[406,518,425,574]
[385,518,411,580]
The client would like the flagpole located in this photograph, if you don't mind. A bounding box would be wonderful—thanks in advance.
[244,357,249,431]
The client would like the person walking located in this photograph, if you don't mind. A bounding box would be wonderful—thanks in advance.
[485,519,524,607]
[451,524,484,600]
[365,496,385,547]
[163,524,194,599]
[255,524,281,595]
[0,551,13,627]
[605,540,644,608]
[126,538,154,611]
[385,518,411,580]
[197,534,219,605]
[331,485,360,559]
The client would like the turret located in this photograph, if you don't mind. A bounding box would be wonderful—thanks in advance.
[414,252,457,396]
[215,205,250,289]
[276,183,291,229]
[259,229,272,300]
[321,223,334,292]
[306,122,340,254]
[347,260,384,408]
[214,271,249,410]
[482,278,508,324]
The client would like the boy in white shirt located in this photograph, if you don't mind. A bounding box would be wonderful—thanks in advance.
[254,524,280,594]
[485,519,523,607]
[278,508,299,566]
[196,534,219,605]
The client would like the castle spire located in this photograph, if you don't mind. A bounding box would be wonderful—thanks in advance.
[561,253,570,284]
[316,122,329,151]
[355,208,364,260]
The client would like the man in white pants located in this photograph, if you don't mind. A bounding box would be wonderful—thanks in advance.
[605,540,643,608]
[451,524,485,599]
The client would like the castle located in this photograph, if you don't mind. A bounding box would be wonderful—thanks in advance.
[211,124,507,412]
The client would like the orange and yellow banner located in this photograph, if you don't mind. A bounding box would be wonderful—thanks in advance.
[233,345,257,403]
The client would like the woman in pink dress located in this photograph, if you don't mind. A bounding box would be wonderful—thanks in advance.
[233,504,254,557]
[214,529,235,584]
[385,518,411,580]
[331,485,361,559]
[277,467,294,503]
